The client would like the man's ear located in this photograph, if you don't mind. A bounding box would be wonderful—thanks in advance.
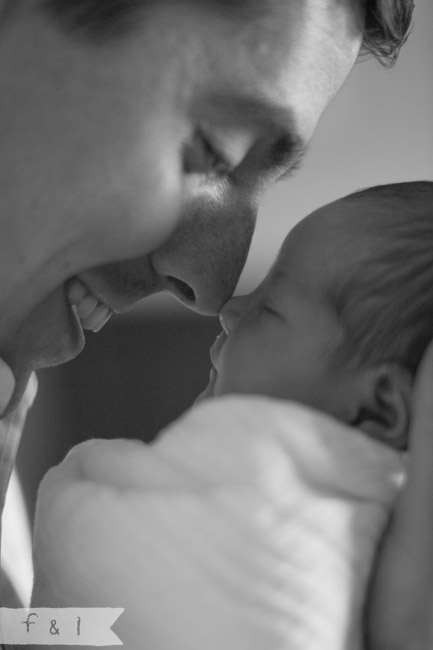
[352,364,413,450]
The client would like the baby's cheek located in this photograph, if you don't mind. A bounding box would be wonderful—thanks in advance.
[216,367,250,398]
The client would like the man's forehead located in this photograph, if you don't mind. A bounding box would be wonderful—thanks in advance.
[189,0,300,19]
[189,0,363,136]
[186,0,364,172]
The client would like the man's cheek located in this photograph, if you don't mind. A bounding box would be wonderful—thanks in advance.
[67,166,184,271]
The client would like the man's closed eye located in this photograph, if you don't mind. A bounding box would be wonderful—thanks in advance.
[183,130,234,179]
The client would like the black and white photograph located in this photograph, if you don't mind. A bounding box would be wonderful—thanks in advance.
[1,1,432,648]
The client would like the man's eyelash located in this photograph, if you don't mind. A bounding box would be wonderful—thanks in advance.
[199,132,234,178]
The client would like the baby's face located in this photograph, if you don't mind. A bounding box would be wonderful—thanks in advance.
[198,202,362,422]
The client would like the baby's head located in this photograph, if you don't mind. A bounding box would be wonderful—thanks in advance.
[201,181,433,449]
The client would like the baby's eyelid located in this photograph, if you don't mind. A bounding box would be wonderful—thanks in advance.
[263,302,283,320]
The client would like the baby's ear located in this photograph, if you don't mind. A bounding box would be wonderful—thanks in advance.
[353,364,413,450]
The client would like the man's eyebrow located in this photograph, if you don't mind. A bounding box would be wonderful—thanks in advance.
[200,91,308,177]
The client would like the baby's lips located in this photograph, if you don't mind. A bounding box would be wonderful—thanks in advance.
[0,358,15,415]
[210,330,227,367]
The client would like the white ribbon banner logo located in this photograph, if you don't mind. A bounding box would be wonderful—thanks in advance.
[0,608,124,645]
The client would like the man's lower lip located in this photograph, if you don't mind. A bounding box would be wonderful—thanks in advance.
[70,304,86,347]
[40,302,85,369]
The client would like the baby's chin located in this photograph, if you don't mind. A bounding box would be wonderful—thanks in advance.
[194,368,218,405]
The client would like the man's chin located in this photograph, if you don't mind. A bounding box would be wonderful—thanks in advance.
[36,328,85,370]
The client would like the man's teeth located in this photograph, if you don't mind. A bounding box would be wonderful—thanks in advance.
[67,279,113,333]
[82,303,112,332]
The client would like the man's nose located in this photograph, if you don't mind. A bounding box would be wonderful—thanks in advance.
[151,197,257,315]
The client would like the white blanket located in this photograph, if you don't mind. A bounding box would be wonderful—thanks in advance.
[31,396,405,650]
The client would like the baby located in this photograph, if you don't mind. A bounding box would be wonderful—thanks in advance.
[200,180,433,451]
[31,181,433,650]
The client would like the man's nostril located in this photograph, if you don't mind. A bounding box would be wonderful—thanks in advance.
[167,276,196,303]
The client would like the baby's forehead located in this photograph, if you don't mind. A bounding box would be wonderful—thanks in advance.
[281,203,350,258]
[274,221,336,292]
[288,196,387,250]
[276,183,433,305]
[276,200,376,286]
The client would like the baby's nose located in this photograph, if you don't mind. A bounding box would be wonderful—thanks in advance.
[219,295,249,333]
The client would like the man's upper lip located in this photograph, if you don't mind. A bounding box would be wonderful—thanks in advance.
[210,330,227,368]
[74,276,141,314]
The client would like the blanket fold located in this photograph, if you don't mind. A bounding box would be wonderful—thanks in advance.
[32,396,405,650]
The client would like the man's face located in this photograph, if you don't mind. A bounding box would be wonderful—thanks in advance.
[0,0,364,383]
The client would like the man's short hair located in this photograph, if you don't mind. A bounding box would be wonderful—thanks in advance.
[362,0,414,65]
[37,0,414,66]
[329,181,433,376]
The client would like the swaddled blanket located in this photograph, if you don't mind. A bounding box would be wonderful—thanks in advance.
[32,395,405,650]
